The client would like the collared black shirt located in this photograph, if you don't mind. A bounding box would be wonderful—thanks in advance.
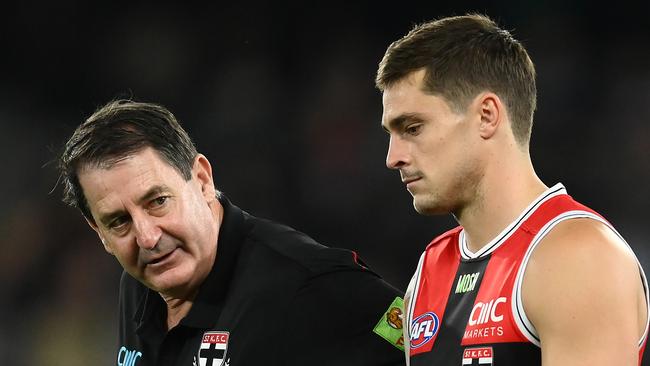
[117,196,405,366]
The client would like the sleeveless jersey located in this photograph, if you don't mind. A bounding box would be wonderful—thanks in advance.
[404,183,650,365]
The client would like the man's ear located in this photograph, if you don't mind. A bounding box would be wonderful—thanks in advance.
[192,154,216,201]
[475,92,503,140]
[85,216,113,255]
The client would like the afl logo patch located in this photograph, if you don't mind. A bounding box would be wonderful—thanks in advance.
[410,312,440,349]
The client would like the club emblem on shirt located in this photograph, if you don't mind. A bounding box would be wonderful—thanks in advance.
[462,346,493,365]
[198,331,229,366]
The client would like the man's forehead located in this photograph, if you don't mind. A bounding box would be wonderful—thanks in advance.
[78,149,181,211]
[78,148,175,178]
[381,71,430,125]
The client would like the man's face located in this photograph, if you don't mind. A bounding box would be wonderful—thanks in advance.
[78,147,220,298]
[381,70,484,215]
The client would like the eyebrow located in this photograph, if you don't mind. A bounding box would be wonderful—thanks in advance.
[382,113,425,133]
[97,185,170,227]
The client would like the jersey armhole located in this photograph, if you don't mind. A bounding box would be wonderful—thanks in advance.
[511,210,650,348]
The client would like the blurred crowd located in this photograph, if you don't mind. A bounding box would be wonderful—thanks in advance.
[1,2,648,364]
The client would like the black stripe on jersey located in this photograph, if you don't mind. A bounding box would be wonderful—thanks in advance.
[463,185,565,259]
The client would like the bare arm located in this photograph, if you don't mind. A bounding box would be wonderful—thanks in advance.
[522,218,647,366]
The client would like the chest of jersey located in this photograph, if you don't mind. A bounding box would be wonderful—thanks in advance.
[406,187,599,365]
[408,236,538,365]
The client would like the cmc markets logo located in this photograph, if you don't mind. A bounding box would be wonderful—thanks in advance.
[116,346,142,366]
[409,312,440,349]
[469,297,506,326]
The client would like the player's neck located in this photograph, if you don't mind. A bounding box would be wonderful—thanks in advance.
[455,153,547,254]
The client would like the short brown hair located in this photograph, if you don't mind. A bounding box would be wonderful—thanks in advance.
[59,100,198,221]
[376,14,537,146]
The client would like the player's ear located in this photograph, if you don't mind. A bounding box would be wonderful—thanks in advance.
[85,216,113,254]
[476,92,502,140]
[193,154,216,201]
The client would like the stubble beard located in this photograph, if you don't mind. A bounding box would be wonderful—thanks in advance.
[412,190,455,216]
[412,166,484,218]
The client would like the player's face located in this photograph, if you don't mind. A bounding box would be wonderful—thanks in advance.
[381,69,484,215]
[78,147,220,298]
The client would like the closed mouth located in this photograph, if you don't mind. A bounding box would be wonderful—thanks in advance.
[147,248,177,265]
[403,177,421,185]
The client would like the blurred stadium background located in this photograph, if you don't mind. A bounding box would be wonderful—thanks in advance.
[1,1,648,364]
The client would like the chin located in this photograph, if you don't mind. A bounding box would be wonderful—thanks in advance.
[413,196,448,216]
[146,265,195,295]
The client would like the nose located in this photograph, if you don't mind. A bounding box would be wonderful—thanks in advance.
[386,135,408,170]
[132,214,162,250]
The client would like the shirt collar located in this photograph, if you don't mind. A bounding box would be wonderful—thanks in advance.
[180,194,250,328]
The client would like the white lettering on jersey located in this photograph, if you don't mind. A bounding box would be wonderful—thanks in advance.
[468,297,506,326]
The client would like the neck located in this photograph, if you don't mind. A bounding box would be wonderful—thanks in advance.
[455,150,547,253]
[162,294,196,331]
[160,198,224,331]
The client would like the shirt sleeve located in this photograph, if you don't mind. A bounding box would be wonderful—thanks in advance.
[281,269,406,366]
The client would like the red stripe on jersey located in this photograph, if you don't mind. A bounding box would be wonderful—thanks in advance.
[639,336,647,366]
[410,227,462,355]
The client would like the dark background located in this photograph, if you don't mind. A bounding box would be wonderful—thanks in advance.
[1,1,649,364]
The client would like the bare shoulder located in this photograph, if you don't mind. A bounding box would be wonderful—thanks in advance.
[522,218,647,364]
[523,218,642,315]
[525,217,639,277]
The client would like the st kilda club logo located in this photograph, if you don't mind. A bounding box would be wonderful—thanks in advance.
[197,331,229,366]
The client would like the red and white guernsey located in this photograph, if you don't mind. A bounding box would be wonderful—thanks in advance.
[404,184,650,365]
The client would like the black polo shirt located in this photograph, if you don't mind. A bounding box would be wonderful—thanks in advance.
[116,196,405,366]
